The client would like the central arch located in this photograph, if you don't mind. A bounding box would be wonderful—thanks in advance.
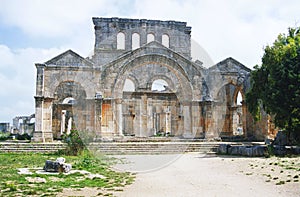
[113,54,193,102]
[111,54,194,137]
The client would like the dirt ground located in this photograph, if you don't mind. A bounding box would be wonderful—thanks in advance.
[57,153,299,197]
[112,153,300,197]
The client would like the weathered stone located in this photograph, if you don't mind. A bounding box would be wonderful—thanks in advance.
[228,146,239,155]
[62,163,72,173]
[273,145,287,156]
[242,147,253,157]
[32,17,274,142]
[43,160,60,172]
[56,157,65,164]
[293,146,300,154]
[218,144,230,154]
[272,130,288,146]
[252,146,267,157]
[43,158,72,173]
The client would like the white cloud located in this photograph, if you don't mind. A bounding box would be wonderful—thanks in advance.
[132,0,300,66]
[0,0,107,37]
[0,44,67,122]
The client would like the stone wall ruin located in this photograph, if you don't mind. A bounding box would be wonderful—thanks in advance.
[32,17,276,142]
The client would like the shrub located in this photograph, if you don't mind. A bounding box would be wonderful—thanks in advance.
[0,132,10,141]
[62,130,86,156]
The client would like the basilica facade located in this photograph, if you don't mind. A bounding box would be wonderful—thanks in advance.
[33,17,273,142]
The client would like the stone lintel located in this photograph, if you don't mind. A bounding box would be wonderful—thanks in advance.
[35,63,46,68]
[92,17,191,34]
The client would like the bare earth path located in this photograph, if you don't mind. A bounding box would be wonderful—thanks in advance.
[112,153,300,197]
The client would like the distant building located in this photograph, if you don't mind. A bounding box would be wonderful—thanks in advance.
[0,123,10,133]
[12,114,35,135]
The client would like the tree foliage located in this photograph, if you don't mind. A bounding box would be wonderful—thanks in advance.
[246,27,300,143]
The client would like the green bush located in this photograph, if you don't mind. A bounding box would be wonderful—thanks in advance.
[16,133,31,140]
[62,130,86,156]
[0,132,10,141]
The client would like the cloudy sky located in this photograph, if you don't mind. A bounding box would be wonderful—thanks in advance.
[0,0,299,123]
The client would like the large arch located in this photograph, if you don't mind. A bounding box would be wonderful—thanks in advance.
[213,82,248,137]
[112,54,193,102]
[106,54,194,137]
[52,81,88,139]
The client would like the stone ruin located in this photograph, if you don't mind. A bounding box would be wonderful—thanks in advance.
[31,17,277,142]
[43,157,72,173]
[12,114,35,135]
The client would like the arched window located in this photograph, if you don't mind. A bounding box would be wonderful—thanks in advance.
[117,32,125,50]
[62,97,76,105]
[30,117,35,124]
[123,79,135,92]
[147,33,155,43]
[162,34,169,48]
[132,33,140,50]
[151,79,169,91]
[236,91,243,106]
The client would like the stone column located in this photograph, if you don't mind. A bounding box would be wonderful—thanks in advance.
[182,102,192,138]
[147,98,153,136]
[66,117,72,135]
[94,97,102,138]
[60,110,66,135]
[33,96,44,142]
[35,64,45,96]
[33,63,47,142]
[241,100,247,137]
[231,106,238,135]
[43,98,53,142]
[203,101,216,139]
[165,110,171,134]
[133,99,141,136]
[140,94,147,137]
[153,112,157,135]
[115,98,123,136]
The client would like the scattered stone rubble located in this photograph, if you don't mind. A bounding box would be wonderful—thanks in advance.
[43,157,72,173]
[218,144,268,157]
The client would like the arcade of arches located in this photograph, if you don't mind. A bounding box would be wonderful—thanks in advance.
[33,17,277,142]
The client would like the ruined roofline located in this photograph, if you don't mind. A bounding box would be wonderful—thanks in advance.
[92,17,192,33]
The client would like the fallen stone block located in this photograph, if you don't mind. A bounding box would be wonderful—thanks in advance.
[218,144,230,154]
[228,146,239,155]
[252,146,267,157]
[43,157,72,173]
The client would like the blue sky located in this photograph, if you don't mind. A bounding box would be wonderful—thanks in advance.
[0,0,299,123]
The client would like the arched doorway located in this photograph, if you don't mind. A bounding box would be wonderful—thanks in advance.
[215,83,245,137]
[121,76,181,137]
[110,55,193,138]
[52,81,87,139]
[232,91,244,135]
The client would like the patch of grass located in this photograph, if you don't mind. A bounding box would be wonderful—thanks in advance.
[276,181,285,185]
[0,152,135,196]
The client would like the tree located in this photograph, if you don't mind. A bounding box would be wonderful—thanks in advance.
[246,27,300,144]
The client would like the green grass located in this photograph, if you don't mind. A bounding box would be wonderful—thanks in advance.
[0,151,134,196]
